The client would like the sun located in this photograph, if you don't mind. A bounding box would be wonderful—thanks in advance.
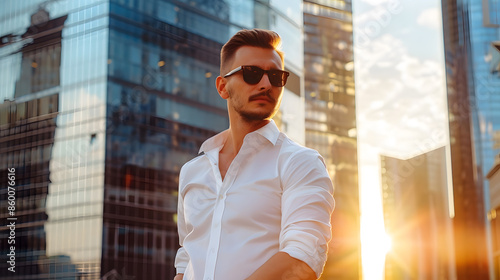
[381,232,392,254]
[361,215,392,279]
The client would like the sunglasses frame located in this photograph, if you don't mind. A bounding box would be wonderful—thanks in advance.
[224,65,290,87]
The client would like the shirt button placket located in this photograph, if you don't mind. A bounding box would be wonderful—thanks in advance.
[204,164,225,279]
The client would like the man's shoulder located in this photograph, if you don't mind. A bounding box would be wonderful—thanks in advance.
[277,134,325,169]
[278,133,321,158]
[179,152,208,177]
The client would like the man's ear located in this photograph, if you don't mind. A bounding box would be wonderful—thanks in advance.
[216,76,229,99]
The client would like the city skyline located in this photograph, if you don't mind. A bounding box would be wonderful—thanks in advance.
[1,0,499,279]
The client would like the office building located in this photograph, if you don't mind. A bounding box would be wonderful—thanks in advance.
[441,0,500,278]
[0,0,304,279]
[381,147,455,280]
[303,1,361,279]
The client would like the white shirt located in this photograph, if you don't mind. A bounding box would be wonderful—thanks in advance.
[175,121,334,280]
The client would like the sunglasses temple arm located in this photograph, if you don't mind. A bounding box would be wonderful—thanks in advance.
[224,66,242,77]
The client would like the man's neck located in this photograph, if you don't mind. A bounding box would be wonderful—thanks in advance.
[217,118,269,180]
[225,117,270,157]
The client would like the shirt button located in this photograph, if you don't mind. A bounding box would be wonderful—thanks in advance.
[219,194,223,199]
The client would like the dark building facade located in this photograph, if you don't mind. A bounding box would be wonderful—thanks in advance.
[381,147,455,280]
[0,0,305,279]
[441,0,500,278]
[303,1,361,279]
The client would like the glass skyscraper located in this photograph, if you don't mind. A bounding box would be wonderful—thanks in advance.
[302,1,361,279]
[441,0,500,278]
[0,0,305,279]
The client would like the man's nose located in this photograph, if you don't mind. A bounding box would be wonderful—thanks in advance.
[258,73,273,89]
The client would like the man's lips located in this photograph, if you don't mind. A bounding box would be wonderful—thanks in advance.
[251,97,271,102]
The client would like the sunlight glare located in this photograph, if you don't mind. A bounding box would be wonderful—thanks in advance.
[382,232,392,255]
[361,217,390,280]
[359,165,388,280]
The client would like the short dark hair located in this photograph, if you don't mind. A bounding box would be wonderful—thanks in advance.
[220,29,285,75]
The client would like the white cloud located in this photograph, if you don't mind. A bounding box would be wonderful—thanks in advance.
[353,2,403,41]
[354,33,406,76]
[417,7,442,30]
[355,33,447,158]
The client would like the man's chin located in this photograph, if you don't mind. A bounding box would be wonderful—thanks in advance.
[238,111,275,122]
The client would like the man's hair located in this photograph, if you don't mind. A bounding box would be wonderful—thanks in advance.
[220,29,284,75]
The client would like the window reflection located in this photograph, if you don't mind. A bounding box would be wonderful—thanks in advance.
[0,3,107,279]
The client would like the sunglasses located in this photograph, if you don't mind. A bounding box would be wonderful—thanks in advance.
[224,65,290,87]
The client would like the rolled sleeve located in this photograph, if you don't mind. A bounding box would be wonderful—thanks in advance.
[279,149,335,278]
[175,247,188,274]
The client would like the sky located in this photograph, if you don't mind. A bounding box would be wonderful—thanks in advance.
[351,0,448,279]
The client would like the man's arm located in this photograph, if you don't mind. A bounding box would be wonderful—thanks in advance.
[173,273,184,280]
[275,149,335,279]
[245,252,316,280]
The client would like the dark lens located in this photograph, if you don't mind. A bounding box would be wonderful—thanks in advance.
[242,66,264,84]
[268,70,289,87]
[241,66,289,87]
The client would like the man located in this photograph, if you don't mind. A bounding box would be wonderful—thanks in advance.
[174,29,334,280]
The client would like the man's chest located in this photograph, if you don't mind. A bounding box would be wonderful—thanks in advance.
[181,157,283,229]
[218,151,234,181]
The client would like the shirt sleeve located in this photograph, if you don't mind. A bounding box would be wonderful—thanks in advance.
[174,167,189,275]
[279,149,335,278]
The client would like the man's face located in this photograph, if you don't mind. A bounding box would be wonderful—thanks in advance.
[222,46,284,122]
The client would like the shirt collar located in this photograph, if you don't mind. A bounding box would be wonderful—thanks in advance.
[253,120,280,146]
[199,120,281,154]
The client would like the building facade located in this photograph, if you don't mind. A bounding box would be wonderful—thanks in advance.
[0,0,305,279]
[304,0,362,279]
[302,1,360,279]
[381,147,455,280]
[441,0,500,278]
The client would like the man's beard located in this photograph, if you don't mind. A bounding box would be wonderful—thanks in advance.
[228,88,279,122]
